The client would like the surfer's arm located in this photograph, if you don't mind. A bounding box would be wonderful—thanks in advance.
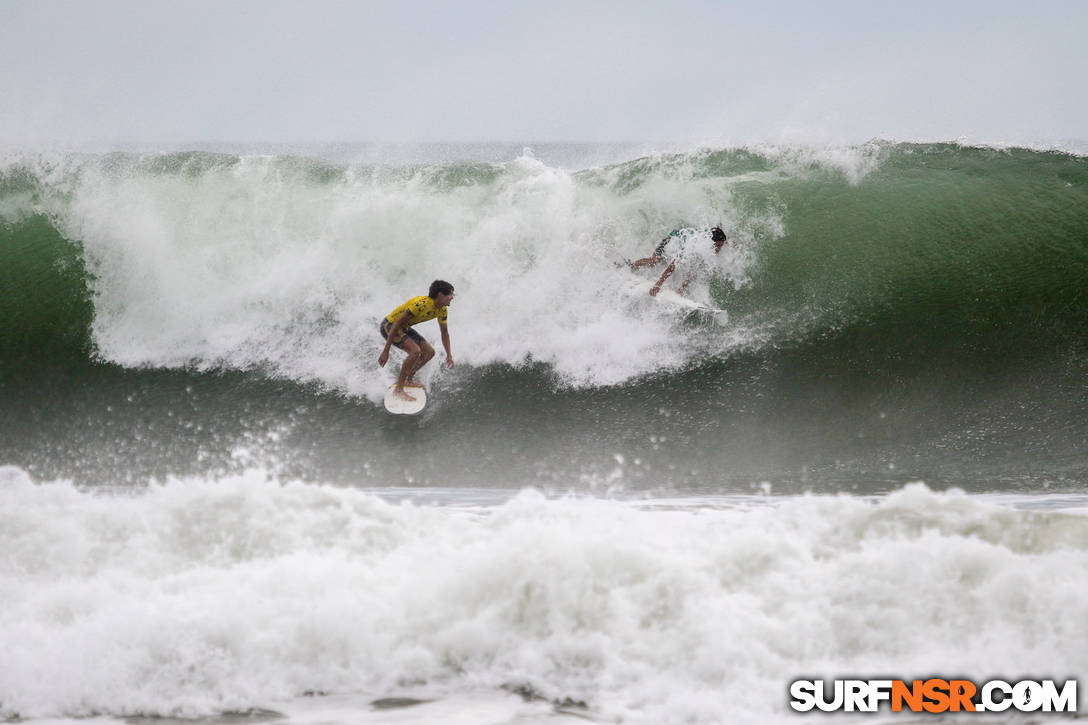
[650,261,677,296]
[378,311,412,367]
[439,321,454,368]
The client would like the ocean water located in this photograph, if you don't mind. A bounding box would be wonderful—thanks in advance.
[1,142,1086,723]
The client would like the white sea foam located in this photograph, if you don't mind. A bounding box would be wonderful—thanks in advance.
[2,467,1085,724]
[6,148,804,397]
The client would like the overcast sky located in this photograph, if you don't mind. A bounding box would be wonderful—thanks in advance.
[1,0,1085,147]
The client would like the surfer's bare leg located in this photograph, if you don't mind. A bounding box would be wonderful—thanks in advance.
[649,260,677,296]
[394,340,423,401]
[405,341,435,387]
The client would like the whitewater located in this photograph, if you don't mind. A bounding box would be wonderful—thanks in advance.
[5,145,772,391]
[2,467,1086,724]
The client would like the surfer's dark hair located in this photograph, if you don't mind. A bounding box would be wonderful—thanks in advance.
[711,227,727,243]
[429,280,454,298]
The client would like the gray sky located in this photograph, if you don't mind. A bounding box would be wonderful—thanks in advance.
[2,0,1085,146]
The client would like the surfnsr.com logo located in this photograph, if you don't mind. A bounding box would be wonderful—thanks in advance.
[789,679,1078,713]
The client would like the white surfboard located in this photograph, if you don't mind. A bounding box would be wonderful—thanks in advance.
[618,272,728,317]
[653,288,719,313]
[383,384,427,415]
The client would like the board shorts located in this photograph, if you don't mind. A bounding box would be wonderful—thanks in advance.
[380,319,424,349]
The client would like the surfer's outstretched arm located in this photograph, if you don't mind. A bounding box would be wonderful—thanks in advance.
[378,311,412,368]
[378,311,411,367]
[439,321,454,368]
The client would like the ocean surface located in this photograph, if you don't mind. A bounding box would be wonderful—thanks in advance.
[1,141,1087,723]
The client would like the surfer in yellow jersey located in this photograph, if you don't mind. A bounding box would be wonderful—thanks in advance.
[630,226,728,296]
[378,280,455,402]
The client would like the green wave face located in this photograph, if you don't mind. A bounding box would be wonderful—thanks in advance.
[1,144,1086,489]
[718,144,1088,362]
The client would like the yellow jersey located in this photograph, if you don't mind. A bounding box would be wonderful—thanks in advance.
[384,295,448,327]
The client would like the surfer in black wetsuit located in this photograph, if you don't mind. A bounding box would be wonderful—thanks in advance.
[630,226,728,296]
